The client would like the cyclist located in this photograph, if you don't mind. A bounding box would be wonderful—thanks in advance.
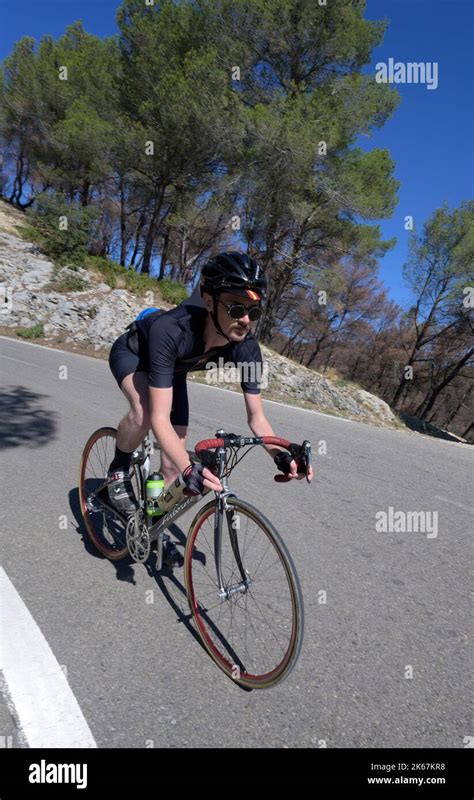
[107,251,313,520]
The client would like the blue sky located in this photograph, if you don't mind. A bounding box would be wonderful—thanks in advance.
[0,0,472,308]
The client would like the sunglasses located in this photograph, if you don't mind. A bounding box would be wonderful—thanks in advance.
[219,300,262,321]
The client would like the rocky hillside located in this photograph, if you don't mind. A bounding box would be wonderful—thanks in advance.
[0,201,397,428]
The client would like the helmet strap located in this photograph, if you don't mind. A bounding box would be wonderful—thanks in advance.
[210,292,232,343]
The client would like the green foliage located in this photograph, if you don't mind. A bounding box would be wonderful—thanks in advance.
[158,278,188,305]
[46,268,88,293]
[15,323,44,339]
[123,269,164,295]
[16,223,45,248]
[28,192,99,265]
[330,148,400,219]
[85,255,132,286]
[404,201,474,312]
[3,1,403,322]
[0,23,121,206]
[83,255,187,302]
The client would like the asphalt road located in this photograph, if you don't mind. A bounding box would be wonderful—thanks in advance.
[0,335,472,748]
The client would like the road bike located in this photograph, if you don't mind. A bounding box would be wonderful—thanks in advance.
[79,427,311,689]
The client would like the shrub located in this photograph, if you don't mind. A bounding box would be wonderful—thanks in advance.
[158,278,188,305]
[83,255,188,303]
[84,255,121,276]
[28,192,99,265]
[46,269,88,292]
[15,323,44,339]
[124,270,160,296]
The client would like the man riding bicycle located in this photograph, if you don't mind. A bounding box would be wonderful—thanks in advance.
[106,252,313,530]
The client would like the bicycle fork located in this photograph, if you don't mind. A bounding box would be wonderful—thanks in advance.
[214,493,252,600]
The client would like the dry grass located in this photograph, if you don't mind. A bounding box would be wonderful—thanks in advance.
[0,199,29,236]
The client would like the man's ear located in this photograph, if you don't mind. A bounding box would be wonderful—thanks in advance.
[201,290,213,312]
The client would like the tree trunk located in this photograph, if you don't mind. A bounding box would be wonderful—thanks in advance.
[418,348,474,420]
[442,385,472,428]
[322,311,347,373]
[281,324,305,356]
[158,230,169,281]
[258,276,288,344]
[129,204,149,270]
[141,184,166,275]
[119,179,127,266]
[9,148,26,205]
[305,337,326,367]
[414,362,435,417]
[80,179,90,207]
[350,355,361,382]
[391,355,415,408]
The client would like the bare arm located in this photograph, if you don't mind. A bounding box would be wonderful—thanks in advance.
[244,392,313,482]
[244,391,286,459]
[149,387,194,473]
[149,386,222,490]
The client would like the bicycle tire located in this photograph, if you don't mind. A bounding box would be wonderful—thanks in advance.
[79,426,137,561]
[184,496,304,689]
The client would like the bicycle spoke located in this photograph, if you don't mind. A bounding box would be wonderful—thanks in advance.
[80,429,129,560]
[186,499,302,687]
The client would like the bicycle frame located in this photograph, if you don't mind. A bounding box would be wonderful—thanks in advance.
[146,435,244,588]
[92,433,243,585]
[89,429,307,597]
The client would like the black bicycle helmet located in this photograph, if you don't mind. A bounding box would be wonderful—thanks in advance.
[199,251,266,341]
[200,251,267,301]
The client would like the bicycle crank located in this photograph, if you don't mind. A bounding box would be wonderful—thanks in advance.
[126,512,151,563]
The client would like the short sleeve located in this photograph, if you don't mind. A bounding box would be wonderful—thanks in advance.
[236,337,263,395]
[147,315,181,388]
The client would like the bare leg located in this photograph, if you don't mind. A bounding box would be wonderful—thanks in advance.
[116,372,151,453]
[116,372,188,485]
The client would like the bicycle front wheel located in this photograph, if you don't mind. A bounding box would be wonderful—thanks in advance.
[184,497,304,689]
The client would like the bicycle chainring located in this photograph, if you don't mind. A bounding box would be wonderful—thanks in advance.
[126,512,151,563]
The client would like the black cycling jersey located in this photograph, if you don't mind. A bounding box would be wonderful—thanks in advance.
[132,302,263,394]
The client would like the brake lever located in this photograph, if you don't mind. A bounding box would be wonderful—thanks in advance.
[199,449,218,470]
[302,440,312,483]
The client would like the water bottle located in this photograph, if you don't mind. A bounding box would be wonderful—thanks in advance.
[154,473,188,514]
[145,472,165,523]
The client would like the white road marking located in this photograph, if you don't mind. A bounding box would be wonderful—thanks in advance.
[0,353,100,386]
[0,567,97,748]
[191,379,353,422]
[434,496,474,513]
[0,334,103,361]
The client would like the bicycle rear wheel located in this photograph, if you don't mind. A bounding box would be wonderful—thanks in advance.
[79,427,140,560]
[184,497,304,689]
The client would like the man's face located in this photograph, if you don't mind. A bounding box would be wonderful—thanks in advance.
[203,291,260,341]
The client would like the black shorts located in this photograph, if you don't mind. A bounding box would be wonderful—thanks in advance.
[108,331,189,427]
